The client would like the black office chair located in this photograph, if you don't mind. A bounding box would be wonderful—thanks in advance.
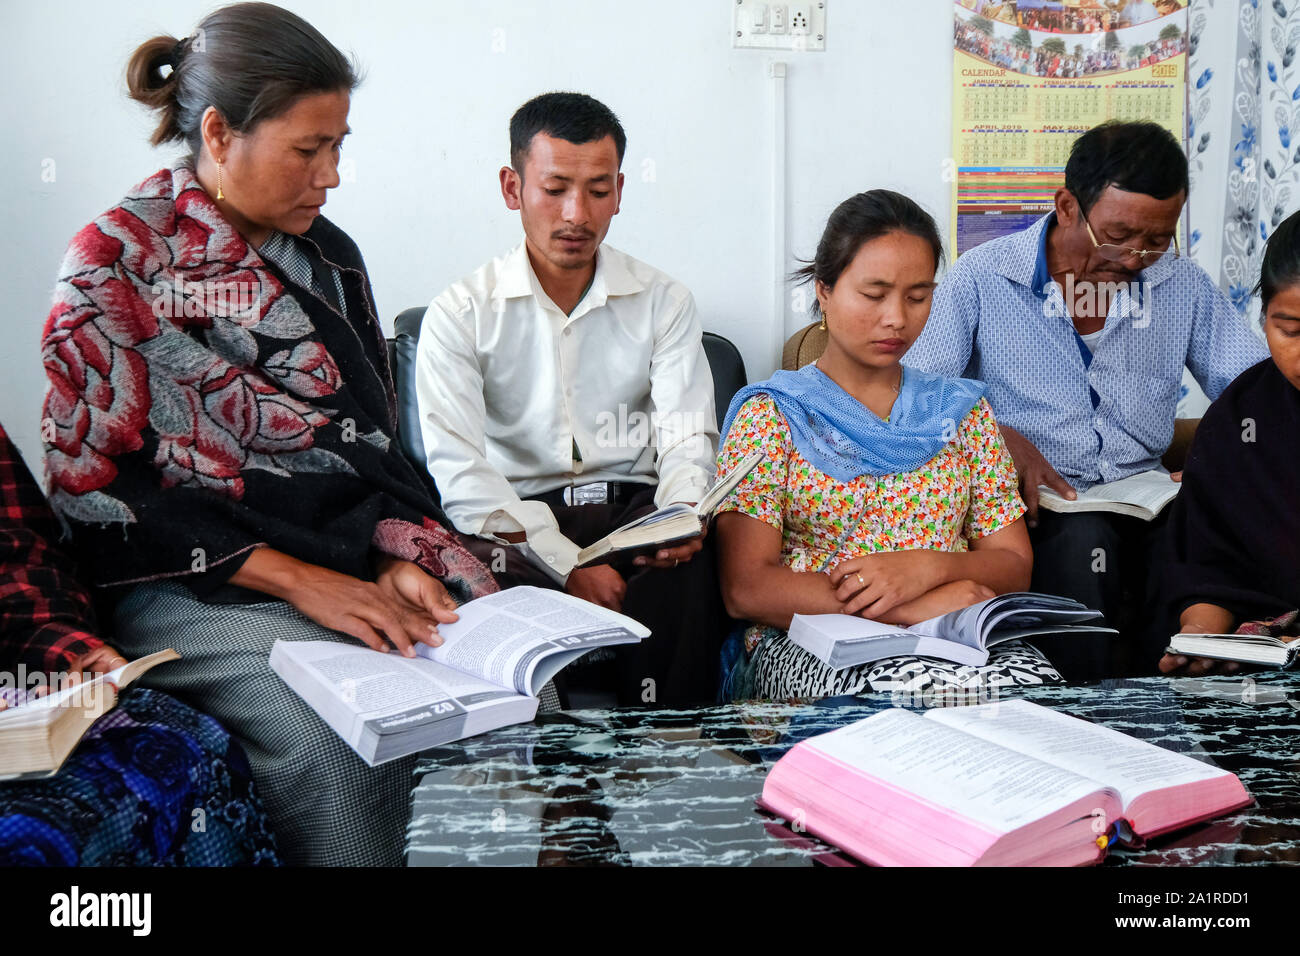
[389,307,440,505]
[701,331,748,431]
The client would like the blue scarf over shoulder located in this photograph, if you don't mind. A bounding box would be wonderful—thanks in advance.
[721,364,985,481]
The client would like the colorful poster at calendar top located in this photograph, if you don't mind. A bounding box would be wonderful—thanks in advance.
[951,0,1188,256]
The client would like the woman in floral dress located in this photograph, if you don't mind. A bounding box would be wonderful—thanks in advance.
[716,191,1060,700]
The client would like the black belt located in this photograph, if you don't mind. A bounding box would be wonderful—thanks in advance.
[529,480,651,509]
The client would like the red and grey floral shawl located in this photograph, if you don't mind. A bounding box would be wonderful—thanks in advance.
[41,163,496,602]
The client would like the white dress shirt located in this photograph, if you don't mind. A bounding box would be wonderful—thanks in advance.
[416,241,718,579]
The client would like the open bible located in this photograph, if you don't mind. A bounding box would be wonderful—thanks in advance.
[759,699,1252,866]
[574,451,764,568]
[1037,469,1180,521]
[0,649,180,780]
[269,586,649,766]
[788,592,1113,670]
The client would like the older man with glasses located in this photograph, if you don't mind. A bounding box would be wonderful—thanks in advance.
[905,121,1268,681]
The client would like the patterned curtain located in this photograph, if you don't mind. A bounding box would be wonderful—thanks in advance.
[1182,0,1285,415]
[1220,0,1300,321]
[1191,0,1300,323]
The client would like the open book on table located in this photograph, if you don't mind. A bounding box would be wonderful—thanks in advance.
[759,698,1252,866]
[1038,469,1180,521]
[270,586,649,766]
[1166,631,1300,668]
[574,450,764,568]
[0,649,180,781]
[788,592,1114,670]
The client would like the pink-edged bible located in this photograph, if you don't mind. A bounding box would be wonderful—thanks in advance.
[759,699,1252,866]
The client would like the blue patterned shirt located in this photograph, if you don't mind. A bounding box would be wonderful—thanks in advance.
[904,214,1268,490]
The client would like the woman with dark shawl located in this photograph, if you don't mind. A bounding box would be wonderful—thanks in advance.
[1159,209,1300,675]
[41,4,510,864]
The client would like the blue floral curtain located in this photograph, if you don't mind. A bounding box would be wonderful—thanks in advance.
[1193,0,1300,323]
[1181,0,1282,415]
[1219,0,1300,323]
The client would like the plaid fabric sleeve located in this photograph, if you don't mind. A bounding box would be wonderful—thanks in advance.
[0,424,103,673]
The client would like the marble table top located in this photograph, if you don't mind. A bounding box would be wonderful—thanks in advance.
[406,674,1300,866]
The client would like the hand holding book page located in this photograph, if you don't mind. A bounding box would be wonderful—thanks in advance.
[1037,469,1180,521]
[788,592,1112,670]
[574,451,764,568]
[420,586,649,695]
[0,649,180,779]
[0,648,180,718]
[270,587,651,764]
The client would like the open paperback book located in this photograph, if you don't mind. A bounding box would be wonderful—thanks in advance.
[759,698,1252,866]
[1167,632,1300,668]
[788,592,1114,670]
[0,649,180,780]
[574,450,764,568]
[1038,469,1180,521]
[269,586,649,766]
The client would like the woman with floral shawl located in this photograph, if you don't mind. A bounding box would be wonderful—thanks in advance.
[41,4,516,865]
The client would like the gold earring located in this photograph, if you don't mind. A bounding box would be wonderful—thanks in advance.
[818,310,828,331]
[216,160,225,201]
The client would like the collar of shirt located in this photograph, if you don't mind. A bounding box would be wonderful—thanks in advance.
[259,229,349,317]
[1031,212,1054,300]
[490,241,646,320]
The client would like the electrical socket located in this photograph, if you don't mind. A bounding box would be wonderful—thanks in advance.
[733,0,826,52]
[790,3,811,36]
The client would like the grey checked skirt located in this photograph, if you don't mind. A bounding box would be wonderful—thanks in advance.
[113,581,415,866]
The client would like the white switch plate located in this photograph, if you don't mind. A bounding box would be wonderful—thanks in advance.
[734,0,826,52]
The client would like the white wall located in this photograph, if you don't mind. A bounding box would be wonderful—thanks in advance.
[0,0,955,467]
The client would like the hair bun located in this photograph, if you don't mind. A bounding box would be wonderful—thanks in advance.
[126,34,186,145]
[125,5,360,155]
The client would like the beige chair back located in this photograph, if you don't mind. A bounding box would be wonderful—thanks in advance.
[782,321,828,371]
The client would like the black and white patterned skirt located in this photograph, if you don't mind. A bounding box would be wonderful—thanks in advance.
[748,628,1063,701]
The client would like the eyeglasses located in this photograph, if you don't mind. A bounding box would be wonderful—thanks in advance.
[1081,215,1179,266]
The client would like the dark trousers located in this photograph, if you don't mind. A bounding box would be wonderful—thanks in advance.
[459,486,728,708]
[1027,509,1172,682]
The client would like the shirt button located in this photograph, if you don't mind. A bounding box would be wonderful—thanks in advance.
[546,555,556,565]
[563,327,572,336]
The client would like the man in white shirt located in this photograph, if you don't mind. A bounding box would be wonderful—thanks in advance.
[416,92,725,706]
